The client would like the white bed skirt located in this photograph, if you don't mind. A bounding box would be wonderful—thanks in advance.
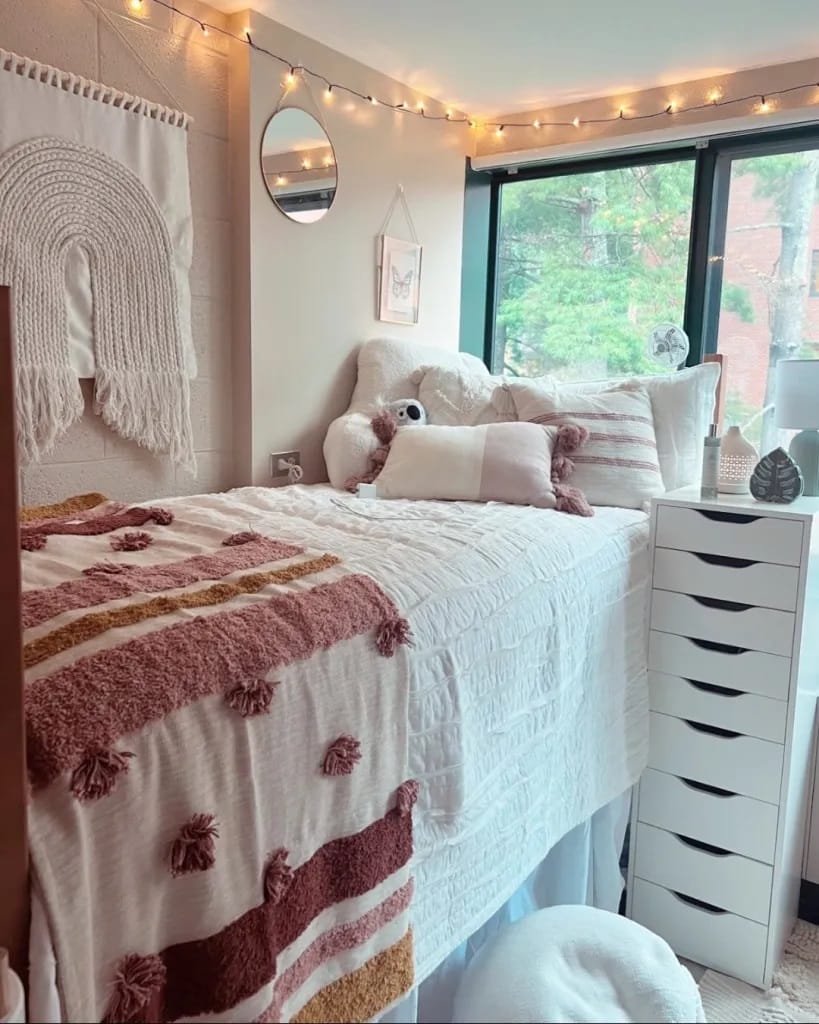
[382,788,632,1024]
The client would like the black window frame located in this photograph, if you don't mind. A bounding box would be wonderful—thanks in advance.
[461,124,819,375]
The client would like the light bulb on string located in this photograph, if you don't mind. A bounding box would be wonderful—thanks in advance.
[416,101,425,113]
[324,155,334,167]
[285,67,297,87]
[666,101,676,113]
[199,22,208,35]
[445,109,453,120]
[532,119,541,129]
[708,87,722,104]
[276,175,287,186]
[495,124,505,136]
[129,0,143,10]
[369,95,378,106]
[325,85,333,101]
[572,116,580,128]
[302,159,311,170]
[758,96,770,113]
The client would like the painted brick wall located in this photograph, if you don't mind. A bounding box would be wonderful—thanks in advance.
[0,0,233,504]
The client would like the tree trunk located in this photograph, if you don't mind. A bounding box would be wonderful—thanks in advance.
[760,153,819,453]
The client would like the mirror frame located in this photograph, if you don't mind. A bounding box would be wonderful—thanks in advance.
[259,106,337,223]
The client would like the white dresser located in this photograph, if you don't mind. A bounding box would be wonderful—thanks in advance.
[627,488,819,987]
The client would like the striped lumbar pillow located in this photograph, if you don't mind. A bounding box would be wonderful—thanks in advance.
[508,380,664,509]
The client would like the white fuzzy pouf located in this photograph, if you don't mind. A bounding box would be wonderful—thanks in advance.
[452,904,705,1023]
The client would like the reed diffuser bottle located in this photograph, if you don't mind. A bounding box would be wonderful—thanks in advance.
[700,424,721,500]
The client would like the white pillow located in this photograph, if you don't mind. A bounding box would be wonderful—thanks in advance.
[349,338,487,409]
[417,366,516,426]
[324,340,489,488]
[509,380,663,509]
[616,364,721,491]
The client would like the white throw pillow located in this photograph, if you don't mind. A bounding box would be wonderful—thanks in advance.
[417,366,516,426]
[349,338,487,409]
[509,380,664,509]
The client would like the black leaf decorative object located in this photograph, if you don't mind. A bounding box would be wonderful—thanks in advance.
[750,447,804,503]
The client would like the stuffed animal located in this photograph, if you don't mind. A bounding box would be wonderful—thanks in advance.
[387,398,427,427]
[344,400,427,492]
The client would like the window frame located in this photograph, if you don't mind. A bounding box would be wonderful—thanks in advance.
[466,124,819,376]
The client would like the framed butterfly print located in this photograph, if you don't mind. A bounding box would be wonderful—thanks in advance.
[378,234,422,325]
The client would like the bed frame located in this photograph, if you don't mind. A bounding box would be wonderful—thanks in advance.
[0,285,27,982]
[0,296,727,993]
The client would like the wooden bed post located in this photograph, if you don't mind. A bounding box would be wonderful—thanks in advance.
[0,285,28,976]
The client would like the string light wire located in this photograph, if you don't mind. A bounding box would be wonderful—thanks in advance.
[141,0,819,133]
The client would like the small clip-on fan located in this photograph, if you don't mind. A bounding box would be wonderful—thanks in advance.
[647,323,689,370]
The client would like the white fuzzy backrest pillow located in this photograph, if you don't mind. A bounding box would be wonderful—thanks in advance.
[418,366,516,426]
[324,340,489,489]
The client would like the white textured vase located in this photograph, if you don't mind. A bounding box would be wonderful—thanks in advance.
[718,425,758,493]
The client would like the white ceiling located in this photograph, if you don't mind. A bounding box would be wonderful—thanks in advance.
[208,0,819,116]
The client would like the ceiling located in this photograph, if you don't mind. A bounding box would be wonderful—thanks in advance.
[208,0,819,116]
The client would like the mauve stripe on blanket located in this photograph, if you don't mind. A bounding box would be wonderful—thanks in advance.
[26,574,400,790]
[22,537,304,629]
[263,879,414,1022]
[158,806,413,1020]
[20,505,172,541]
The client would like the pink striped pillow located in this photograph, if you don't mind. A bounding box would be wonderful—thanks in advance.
[508,380,664,509]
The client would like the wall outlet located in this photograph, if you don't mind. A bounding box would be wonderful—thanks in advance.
[270,450,301,478]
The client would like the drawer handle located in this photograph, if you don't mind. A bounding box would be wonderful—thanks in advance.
[686,678,743,697]
[684,719,741,738]
[671,890,728,914]
[690,595,753,612]
[680,777,738,798]
[689,637,748,655]
[696,510,761,525]
[692,552,758,569]
[674,833,732,857]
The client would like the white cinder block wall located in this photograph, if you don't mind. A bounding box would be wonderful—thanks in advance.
[1,0,234,504]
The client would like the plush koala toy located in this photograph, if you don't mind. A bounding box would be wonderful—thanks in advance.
[386,398,427,426]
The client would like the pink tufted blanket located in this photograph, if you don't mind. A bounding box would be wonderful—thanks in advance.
[22,494,414,1023]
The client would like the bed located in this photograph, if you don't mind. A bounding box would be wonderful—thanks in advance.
[1,289,664,1023]
[18,482,649,1023]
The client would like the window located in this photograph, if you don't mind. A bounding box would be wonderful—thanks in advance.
[477,129,819,443]
[494,159,696,380]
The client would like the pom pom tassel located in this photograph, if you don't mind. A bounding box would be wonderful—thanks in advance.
[102,953,166,1024]
[21,532,46,551]
[376,616,412,657]
[323,735,362,775]
[224,678,277,717]
[83,561,129,576]
[264,847,293,904]
[150,507,174,526]
[371,409,398,446]
[550,453,575,483]
[110,531,153,552]
[554,483,594,517]
[396,779,420,817]
[169,814,219,877]
[554,422,589,455]
[70,748,135,801]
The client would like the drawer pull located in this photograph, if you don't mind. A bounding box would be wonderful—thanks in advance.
[689,637,748,655]
[697,510,761,525]
[692,552,758,568]
[686,678,743,697]
[674,833,731,857]
[690,595,753,612]
[671,890,727,914]
[684,719,741,738]
[680,777,737,798]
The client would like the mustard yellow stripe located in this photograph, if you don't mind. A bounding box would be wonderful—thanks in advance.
[24,553,341,669]
[292,930,414,1024]
[20,492,108,524]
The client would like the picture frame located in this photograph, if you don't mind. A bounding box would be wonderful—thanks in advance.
[377,234,422,325]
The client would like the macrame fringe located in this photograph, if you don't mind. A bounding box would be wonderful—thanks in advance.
[16,365,84,464]
[95,369,196,475]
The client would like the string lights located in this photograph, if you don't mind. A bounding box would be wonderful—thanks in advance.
[136,0,819,136]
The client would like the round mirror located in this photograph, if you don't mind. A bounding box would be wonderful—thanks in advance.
[261,108,337,223]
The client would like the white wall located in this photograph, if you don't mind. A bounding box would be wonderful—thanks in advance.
[231,10,469,484]
[1,0,235,504]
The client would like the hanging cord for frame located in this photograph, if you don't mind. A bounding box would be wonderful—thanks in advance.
[377,184,419,244]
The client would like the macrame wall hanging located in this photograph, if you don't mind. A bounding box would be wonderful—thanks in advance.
[0,49,196,471]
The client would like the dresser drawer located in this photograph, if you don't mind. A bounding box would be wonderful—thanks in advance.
[653,547,799,612]
[651,590,795,658]
[655,504,803,566]
[638,769,778,863]
[648,711,784,804]
[648,631,791,701]
[649,672,788,743]
[631,878,767,986]
[634,823,773,924]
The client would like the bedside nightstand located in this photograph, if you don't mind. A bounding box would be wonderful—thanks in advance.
[626,488,819,988]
